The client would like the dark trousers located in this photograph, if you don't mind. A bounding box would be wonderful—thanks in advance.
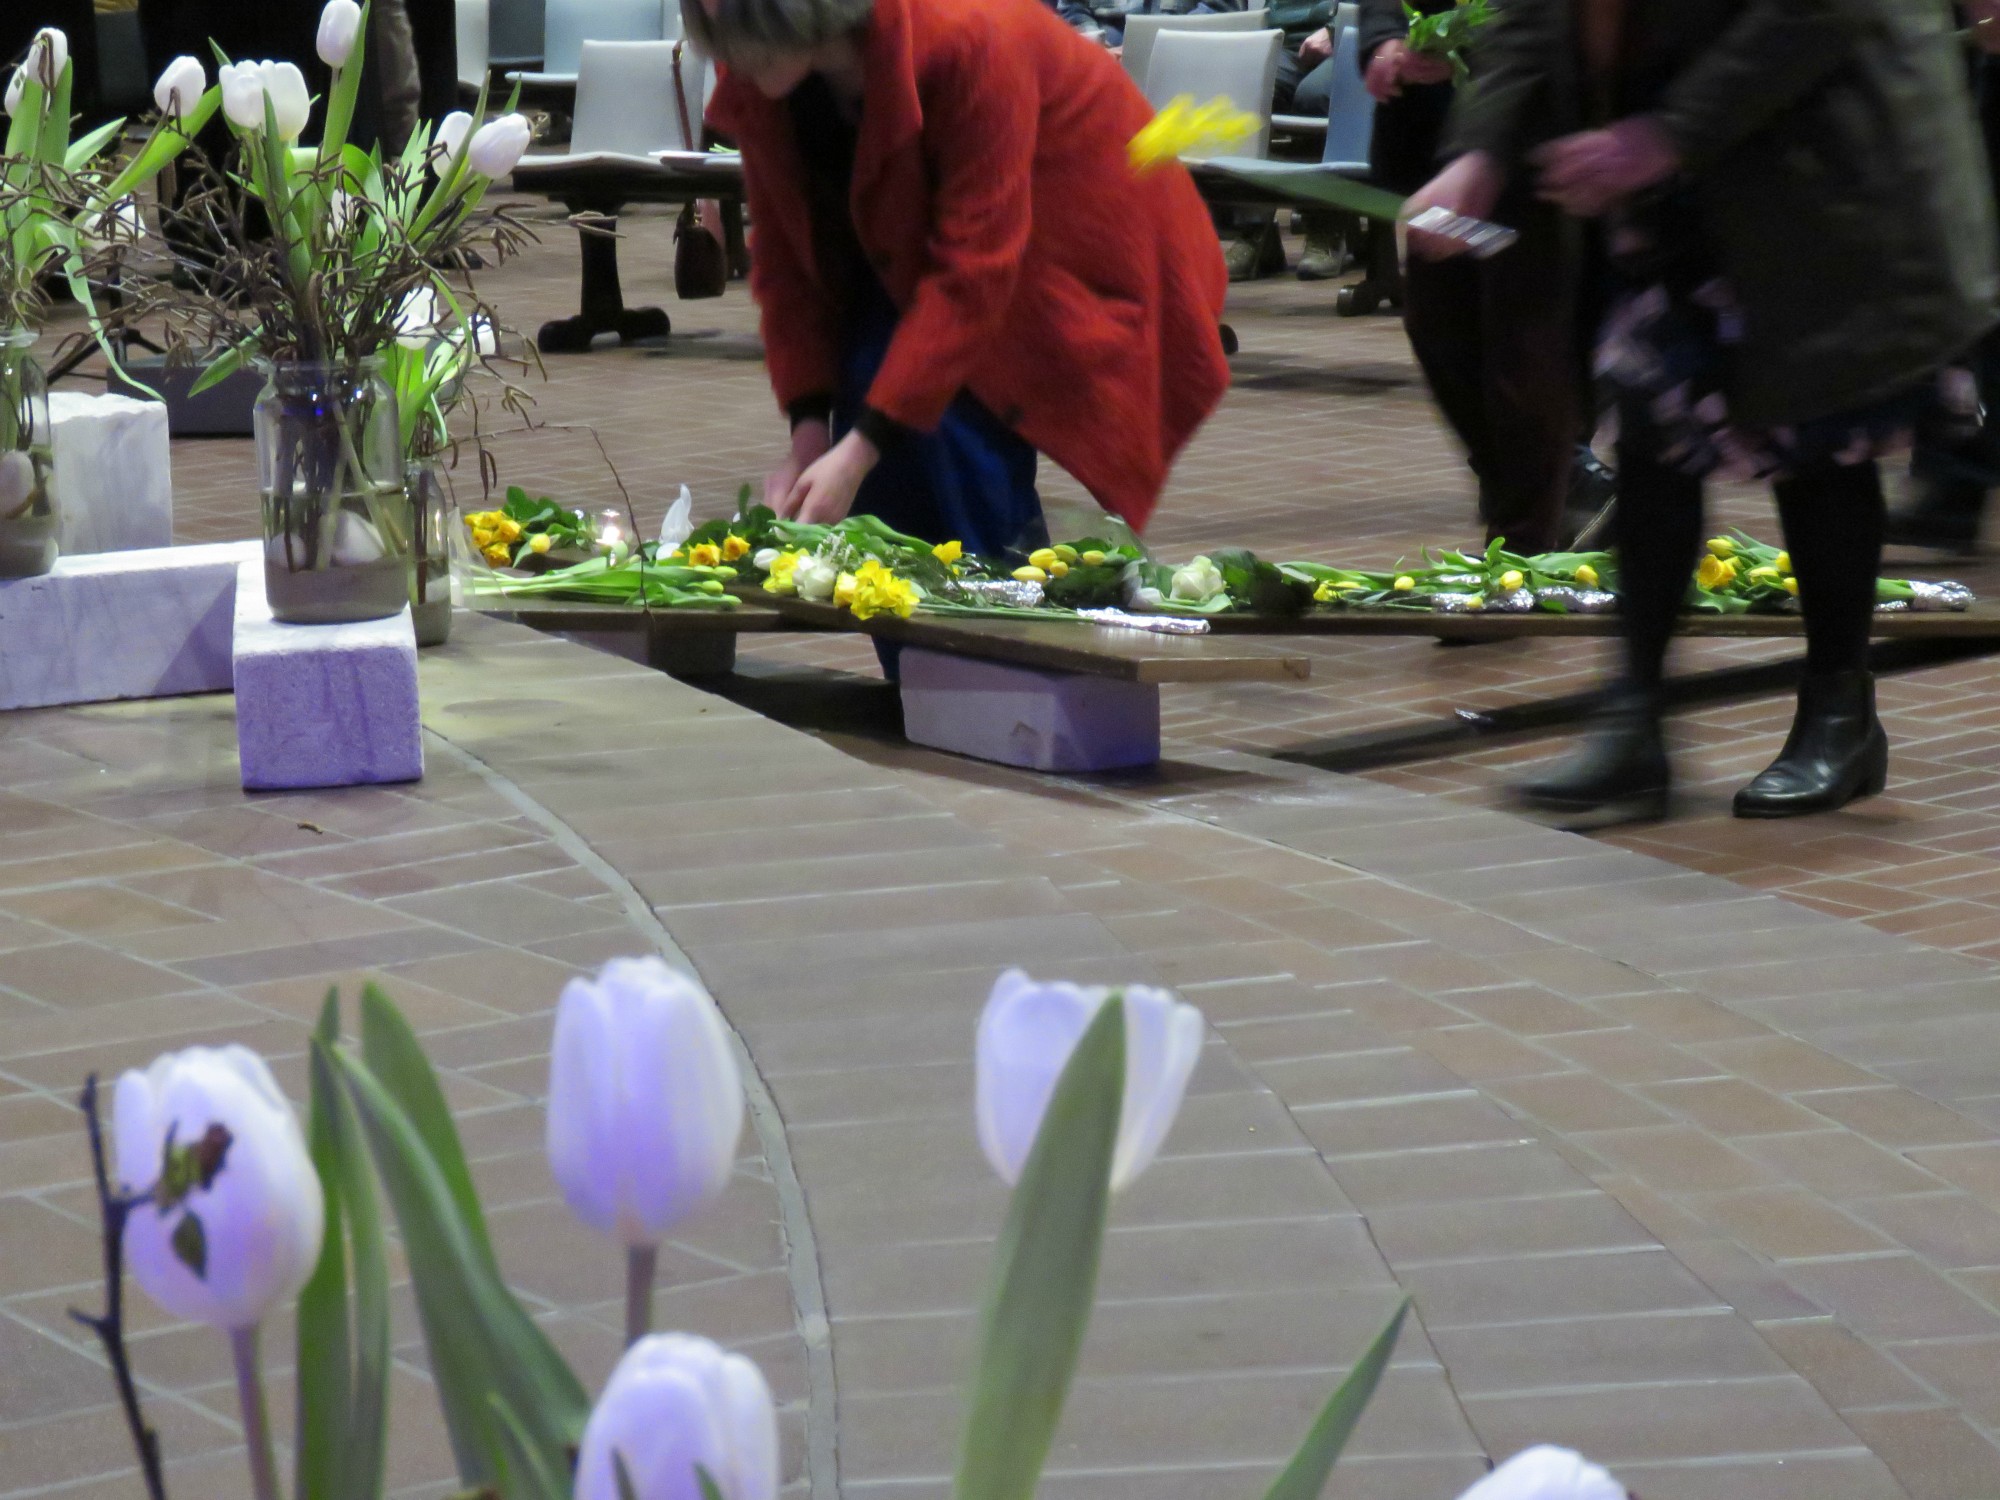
[1402,202,1581,555]
[1273,50,1336,118]
[1615,403,1885,689]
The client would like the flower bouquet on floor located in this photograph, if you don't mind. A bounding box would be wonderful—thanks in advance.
[123,0,531,625]
[0,28,214,575]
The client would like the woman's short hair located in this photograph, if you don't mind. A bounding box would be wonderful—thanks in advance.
[679,0,875,65]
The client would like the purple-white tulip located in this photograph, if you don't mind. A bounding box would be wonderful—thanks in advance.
[976,970,1203,1192]
[113,1045,324,1331]
[465,112,532,178]
[153,55,206,117]
[576,1335,779,1500]
[316,0,364,68]
[1455,1447,1631,1500]
[547,957,745,1246]
[27,28,67,91]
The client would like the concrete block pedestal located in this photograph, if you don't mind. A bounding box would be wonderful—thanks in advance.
[898,646,1161,771]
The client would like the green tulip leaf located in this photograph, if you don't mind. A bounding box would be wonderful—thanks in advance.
[331,1032,589,1488]
[696,1463,726,1500]
[489,1390,569,1500]
[170,1211,207,1278]
[1259,1297,1410,1500]
[952,996,1125,1500]
[297,992,392,1500]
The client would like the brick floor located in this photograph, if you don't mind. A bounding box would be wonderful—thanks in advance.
[11,197,2000,1497]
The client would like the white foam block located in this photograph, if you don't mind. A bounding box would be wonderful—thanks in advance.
[0,541,248,710]
[898,646,1161,771]
[49,391,174,555]
[232,560,424,790]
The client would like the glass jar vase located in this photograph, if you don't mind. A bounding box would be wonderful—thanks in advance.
[255,357,410,624]
[406,454,453,646]
[0,330,57,578]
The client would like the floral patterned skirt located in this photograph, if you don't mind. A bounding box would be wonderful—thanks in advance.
[1593,194,1931,483]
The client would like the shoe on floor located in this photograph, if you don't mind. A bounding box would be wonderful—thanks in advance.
[1734,670,1889,818]
[1224,234,1265,283]
[1516,687,1671,826]
[1297,231,1349,282]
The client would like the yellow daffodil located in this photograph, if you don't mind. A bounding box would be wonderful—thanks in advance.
[1695,554,1737,590]
[1129,94,1259,173]
[1574,563,1599,588]
[1048,559,1070,578]
[1028,547,1058,570]
[529,533,552,554]
[847,559,921,620]
[1706,537,1735,559]
[1774,550,1791,573]
[834,571,858,607]
[933,539,963,565]
[1081,550,1107,566]
[494,516,523,543]
[1746,565,1779,583]
[482,544,510,566]
[762,550,803,596]
[1052,544,1079,564]
[1499,569,1525,591]
[1393,575,1415,592]
[1783,576,1799,596]
[1013,565,1048,583]
[688,542,723,568]
[721,534,750,561]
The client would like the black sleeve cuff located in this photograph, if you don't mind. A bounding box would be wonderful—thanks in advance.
[855,404,916,455]
[788,395,835,430]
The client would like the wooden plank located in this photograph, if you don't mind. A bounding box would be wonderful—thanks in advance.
[464,595,805,634]
[755,594,1312,684]
[1202,601,2000,641]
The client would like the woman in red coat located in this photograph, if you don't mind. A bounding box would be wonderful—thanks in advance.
[692,0,1229,554]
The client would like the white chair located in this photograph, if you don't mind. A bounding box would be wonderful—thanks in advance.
[513,0,665,84]
[1144,28,1283,159]
[488,0,546,66]
[512,41,720,350]
[1120,9,1268,90]
[455,0,490,94]
[660,0,684,39]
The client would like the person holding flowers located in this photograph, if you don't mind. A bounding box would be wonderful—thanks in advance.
[1408,0,1998,820]
[692,0,1230,566]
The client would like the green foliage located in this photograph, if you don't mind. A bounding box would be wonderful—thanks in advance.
[1262,1299,1409,1500]
[1402,0,1495,79]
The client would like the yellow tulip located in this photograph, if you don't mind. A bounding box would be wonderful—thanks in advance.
[1695,554,1737,590]
[1499,569,1524,592]
[1393,575,1415,592]
[1048,559,1070,578]
[688,542,722,568]
[1706,537,1735,559]
[722,535,750,561]
[1081,550,1107,566]
[1746,565,1779,583]
[1052,544,1079,564]
[1574,563,1599,588]
[932,539,963,565]
[1028,547,1058,570]
[1774,551,1791,573]
[1013,565,1048,583]
[529,533,552,554]
[1783,576,1799,596]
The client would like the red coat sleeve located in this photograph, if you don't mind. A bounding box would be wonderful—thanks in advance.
[738,123,842,414]
[864,23,1037,433]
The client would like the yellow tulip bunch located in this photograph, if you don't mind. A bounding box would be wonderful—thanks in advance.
[1128,95,1259,173]
[464,510,523,567]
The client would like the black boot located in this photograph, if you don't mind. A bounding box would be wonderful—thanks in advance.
[1516,688,1671,824]
[1734,670,1889,818]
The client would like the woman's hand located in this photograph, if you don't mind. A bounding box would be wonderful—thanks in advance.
[780,429,881,525]
[1534,117,1681,217]
[1402,150,1504,259]
[765,420,831,512]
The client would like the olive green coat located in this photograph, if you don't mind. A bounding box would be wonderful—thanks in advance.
[1447,0,1999,426]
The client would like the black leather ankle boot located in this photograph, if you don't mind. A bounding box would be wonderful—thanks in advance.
[1516,687,1671,824]
[1734,670,1889,818]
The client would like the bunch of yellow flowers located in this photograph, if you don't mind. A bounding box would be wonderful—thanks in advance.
[1129,94,1258,173]
[762,550,805,595]
[837,558,921,620]
[464,510,524,568]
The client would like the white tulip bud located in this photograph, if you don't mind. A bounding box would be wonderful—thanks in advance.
[0,450,37,513]
[658,486,693,551]
[153,54,206,117]
[975,969,1203,1192]
[3,68,25,118]
[434,109,474,165]
[792,554,839,602]
[220,59,310,140]
[1453,1446,1630,1500]
[316,0,364,68]
[28,28,68,91]
[547,957,745,1245]
[394,286,443,348]
[79,196,145,252]
[267,60,310,139]
[113,1045,324,1331]
[1169,554,1225,603]
[465,112,532,178]
[576,1335,779,1500]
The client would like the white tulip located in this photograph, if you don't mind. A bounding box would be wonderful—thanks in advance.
[27,28,67,91]
[113,1045,324,1331]
[659,486,694,551]
[434,109,474,164]
[793,553,839,602]
[3,68,25,117]
[1169,554,1225,603]
[576,1335,779,1500]
[547,956,744,1246]
[394,286,443,347]
[154,54,206,117]
[220,60,309,140]
[976,970,1203,1192]
[0,450,36,514]
[79,196,146,252]
[267,61,310,139]
[316,0,364,68]
[751,547,779,571]
[1455,1447,1630,1500]
[465,112,532,178]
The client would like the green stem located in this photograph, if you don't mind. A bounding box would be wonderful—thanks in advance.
[625,1243,657,1348]
[230,1325,281,1500]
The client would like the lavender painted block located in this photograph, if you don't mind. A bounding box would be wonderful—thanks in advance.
[0,541,247,710]
[49,392,174,555]
[898,646,1161,771]
[232,560,424,790]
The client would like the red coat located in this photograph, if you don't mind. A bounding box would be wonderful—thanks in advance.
[708,0,1230,531]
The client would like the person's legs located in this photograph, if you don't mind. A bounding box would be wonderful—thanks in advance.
[1287,58,1349,281]
[1401,253,1492,524]
[1516,407,1700,820]
[1735,459,1891,816]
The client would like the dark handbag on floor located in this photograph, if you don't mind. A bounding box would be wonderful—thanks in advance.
[671,42,727,301]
